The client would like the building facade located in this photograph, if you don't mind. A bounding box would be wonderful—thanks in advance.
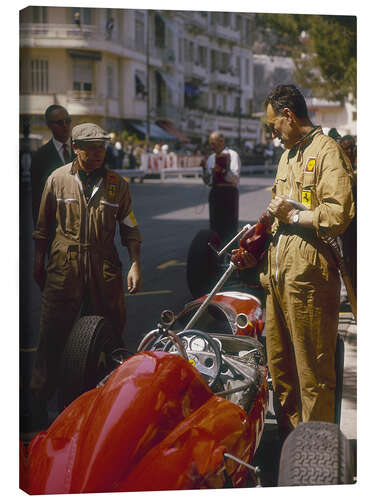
[20,6,261,147]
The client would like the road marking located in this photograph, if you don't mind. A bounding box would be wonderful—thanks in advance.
[20,347,37,353]
[157,260,186,270]
[265,186,273,191]
[125,290,173,297]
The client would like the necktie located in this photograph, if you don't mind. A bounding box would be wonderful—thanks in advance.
[62,143,71,164]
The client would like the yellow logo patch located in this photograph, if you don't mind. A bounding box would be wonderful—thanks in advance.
[108,184,117,198]
[189,359,196,367]
[305,157,316,173]
[301,190,312,209]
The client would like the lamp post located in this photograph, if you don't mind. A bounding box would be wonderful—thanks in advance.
[146,10,150,145]
[237,87,242,149]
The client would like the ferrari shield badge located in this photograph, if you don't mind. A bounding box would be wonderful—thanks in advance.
[305,157,316,173]
[107,172,117,199]
[301,190,312,209]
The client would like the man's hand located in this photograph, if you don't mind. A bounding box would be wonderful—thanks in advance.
[127,261,141,294]
[267,196,296,224]
[231,249,257,269]
[33,260,46,291]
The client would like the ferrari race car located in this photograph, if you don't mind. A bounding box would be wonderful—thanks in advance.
[20,229,355,494]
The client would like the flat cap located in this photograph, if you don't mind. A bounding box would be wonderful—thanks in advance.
[72,123,110,142]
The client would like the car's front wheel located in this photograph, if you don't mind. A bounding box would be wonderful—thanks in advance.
[278,421,355,486]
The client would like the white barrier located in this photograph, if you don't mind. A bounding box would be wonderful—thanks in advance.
[140,154,204,181]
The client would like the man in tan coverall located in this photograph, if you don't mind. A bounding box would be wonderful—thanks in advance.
[237,85,355,439]
[31,123,142,427]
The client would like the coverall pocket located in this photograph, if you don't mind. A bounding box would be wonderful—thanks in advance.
[57,197,80,236]
[99,202,118,234]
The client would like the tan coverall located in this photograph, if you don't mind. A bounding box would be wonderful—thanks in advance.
[259,127,355,435]
[31,162,141,401]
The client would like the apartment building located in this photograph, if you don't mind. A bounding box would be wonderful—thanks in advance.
[20,6,261,147]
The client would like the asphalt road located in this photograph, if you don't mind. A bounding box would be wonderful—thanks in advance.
[19,173,357,487]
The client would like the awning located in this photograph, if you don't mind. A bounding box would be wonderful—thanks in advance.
[156,71,177,92]
[157,121,190,143]
[67,49,102,60]
[184,83,200,97]
[126,120,175,140]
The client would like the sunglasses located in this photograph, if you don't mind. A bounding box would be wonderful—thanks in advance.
[50,117,72,126]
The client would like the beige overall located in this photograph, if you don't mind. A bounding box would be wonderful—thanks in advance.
[260,128,355,434]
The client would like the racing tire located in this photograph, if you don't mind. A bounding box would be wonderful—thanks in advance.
[186,229,221,298]
[59,315,121,410]
[278,422,355,486]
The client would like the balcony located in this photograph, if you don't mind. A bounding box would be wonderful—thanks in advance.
[210,69,240,88]
[66,90,105,114]
[20,23,145,57]
[185,12,208,33]
[184,61,208,80]
[208,24,240,43]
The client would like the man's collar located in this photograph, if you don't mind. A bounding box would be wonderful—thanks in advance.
[52,136,71,150]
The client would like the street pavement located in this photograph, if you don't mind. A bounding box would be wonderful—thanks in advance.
[19,173,357,485]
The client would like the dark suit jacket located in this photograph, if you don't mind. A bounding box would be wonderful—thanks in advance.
[31,139,75,227]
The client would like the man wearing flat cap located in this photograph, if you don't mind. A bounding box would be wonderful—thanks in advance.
[30,123,142,429]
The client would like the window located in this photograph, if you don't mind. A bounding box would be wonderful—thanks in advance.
[29,59,49,93]
[212,93,216,111]
[135,12,145,51]
[223,13,231,27]
[223,95,227,111]
[154,14,165,49]
[198,46,207,67]
[352,111,357,122]
[179,38,184,64]
[245,58,250,84]
[107,64,114,98]
[236,56,241,79]
[189,41,194,63]
[235,15,241,31]
[222,53,230,71]
[135,71,146,99]
[72,59,93,91]
[32,6,47,23]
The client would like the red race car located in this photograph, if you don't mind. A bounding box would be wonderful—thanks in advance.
[20,235,355,494]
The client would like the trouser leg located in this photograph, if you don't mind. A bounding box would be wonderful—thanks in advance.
[30,284,82,403]
[265,286,301,436]
[87,257,126,346]
[286,282,339,423]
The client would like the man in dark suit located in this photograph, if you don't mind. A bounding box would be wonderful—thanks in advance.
[31,105,74,226]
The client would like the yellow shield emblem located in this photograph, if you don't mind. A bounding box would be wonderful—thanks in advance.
[305,157,316,173]
[108,184,116,198]
[301,190,312,209]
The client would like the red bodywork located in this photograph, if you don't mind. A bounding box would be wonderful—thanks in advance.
[189,290,264,338]
[22,292,268,494]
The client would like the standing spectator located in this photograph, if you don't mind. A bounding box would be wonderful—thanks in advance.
[30,123,142,429]
[31,105,74,227]
[203,130,241,243]
[74,11,81,27]
[106,17,114,39]
[133,142,145,168]
[153,144,161,155]
[235,85,355,440]
[340,135,357,298]
[263,139,274,166]
[161,144,169,155]
[113,141,125,170]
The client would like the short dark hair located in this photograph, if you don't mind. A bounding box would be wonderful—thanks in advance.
[341,135,355,147]
[265,85,309,119]
[45,104,68,123]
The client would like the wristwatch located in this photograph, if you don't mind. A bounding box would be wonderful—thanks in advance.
[292,210,300,224]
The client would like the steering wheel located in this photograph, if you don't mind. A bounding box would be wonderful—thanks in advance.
[163,329,222,388]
